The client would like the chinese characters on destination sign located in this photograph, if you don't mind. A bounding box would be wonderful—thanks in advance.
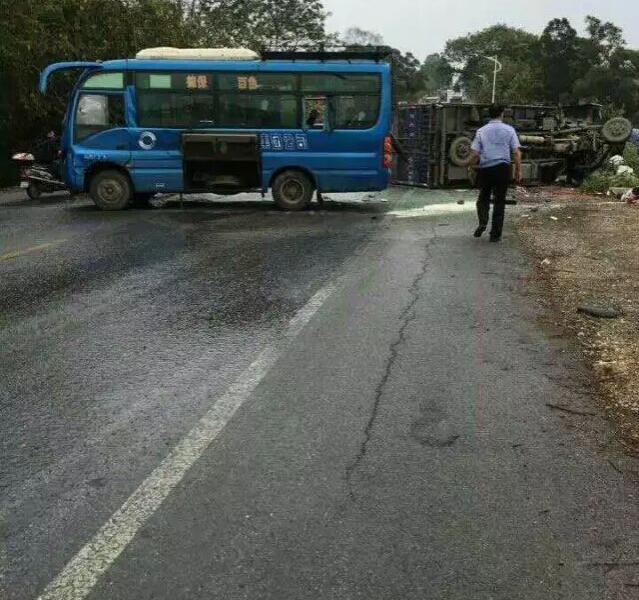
[186,75,210,89]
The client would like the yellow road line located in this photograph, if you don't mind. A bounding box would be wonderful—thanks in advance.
[0,239,69,262]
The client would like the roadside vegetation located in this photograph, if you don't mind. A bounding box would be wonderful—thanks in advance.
[581,144,639,193]
[518,197,639,452]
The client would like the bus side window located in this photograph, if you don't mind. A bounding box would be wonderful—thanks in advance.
[304,97,327,131]
[75,94,125,142]
[334,96,379,130]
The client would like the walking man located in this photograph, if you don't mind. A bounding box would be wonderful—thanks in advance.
[470,105,522,242]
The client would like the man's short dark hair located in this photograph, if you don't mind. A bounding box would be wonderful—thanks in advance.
[489,104,505,119]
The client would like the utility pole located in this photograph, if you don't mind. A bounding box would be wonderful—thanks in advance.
[481,55,503,104]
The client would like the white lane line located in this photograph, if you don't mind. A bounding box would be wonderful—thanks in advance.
[37,283,337,600]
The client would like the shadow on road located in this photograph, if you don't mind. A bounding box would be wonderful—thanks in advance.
[0,193,70,208]
[1,190,392,216]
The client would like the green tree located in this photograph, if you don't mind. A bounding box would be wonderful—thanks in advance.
[0,0,190,149]
[387,49,428,101]
[444,24,543,103]
[570,17,639,117]
[585,15,625,62]
[574,48,639,114]
[539,18,585,102]
[420,53,454,96]
[196,0,329,50]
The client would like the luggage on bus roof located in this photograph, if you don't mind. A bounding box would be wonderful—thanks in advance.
[135,48,259,61]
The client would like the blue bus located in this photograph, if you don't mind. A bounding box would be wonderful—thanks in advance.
[39,48,393,211]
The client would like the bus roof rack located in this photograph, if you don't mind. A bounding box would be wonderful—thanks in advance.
[261,45,392,63]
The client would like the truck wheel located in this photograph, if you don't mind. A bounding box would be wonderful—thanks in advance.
[449,136,474,167]
[602,117,633,144]
[272,170,314,211]
[90,170,131,211]
[26,183,42,200]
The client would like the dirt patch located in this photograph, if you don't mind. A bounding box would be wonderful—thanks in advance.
[517,194,639,452]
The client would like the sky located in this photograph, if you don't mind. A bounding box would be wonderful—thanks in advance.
[322,0,639,58]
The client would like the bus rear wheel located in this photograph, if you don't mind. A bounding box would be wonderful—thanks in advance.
[272,170,314,211]
[90,170,131,211]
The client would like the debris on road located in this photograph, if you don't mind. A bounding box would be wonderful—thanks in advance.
[594,361,622,378]
[617,165,635,176]
[610,155,625,168]
[578,305,623,319]
[581,144,639,194]
[621,187,639,204]
[546,403,599,417]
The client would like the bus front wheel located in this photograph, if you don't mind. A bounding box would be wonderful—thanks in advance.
[90,170,131,211]
[272,170,314,211]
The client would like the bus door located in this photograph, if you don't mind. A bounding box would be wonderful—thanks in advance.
[69,90,130,188]
[301,83,385,193]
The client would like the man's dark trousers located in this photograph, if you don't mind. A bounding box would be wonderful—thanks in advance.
[477,163,511,238]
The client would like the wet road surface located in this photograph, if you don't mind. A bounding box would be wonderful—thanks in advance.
[1,190,638,600]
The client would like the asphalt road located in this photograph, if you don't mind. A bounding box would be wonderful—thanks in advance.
[1,190,638,600]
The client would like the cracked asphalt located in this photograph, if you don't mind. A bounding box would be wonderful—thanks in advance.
[1,190,639,600]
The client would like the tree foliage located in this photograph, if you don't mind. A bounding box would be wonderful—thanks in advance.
[539,18,582,101]
[197,0,329,50]
[585,15,625,62]
[420,54,454,96]
[443,16,639,116]
[387,50,429,101]
[444,24,543,103]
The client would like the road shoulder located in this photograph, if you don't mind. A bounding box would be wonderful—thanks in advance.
[518,196,639,452]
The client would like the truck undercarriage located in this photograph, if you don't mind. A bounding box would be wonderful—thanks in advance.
[393,102,633,187]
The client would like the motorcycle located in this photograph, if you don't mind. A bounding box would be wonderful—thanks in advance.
[12,133,67,200]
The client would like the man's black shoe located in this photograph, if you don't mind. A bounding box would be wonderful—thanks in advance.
[489,235,502,243]
[474,226,486,238]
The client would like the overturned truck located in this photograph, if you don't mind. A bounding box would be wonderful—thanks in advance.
[393,103,633,187]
